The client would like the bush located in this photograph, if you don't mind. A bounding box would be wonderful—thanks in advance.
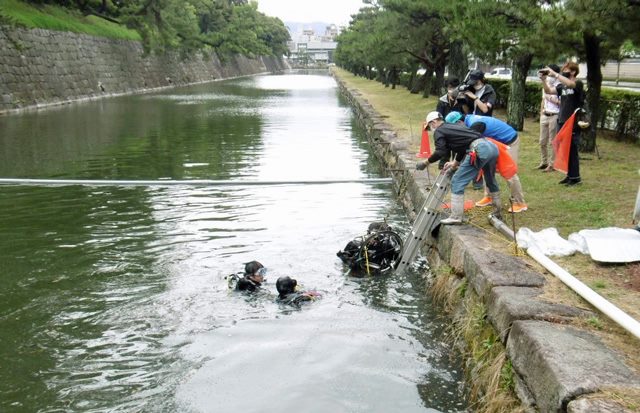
[490,79,640,142]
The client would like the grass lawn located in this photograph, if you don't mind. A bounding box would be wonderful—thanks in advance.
[0,0,140,41]
[333,67,640,370]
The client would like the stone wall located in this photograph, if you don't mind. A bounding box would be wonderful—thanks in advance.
[333,74,640,413]
[0,26,287,114]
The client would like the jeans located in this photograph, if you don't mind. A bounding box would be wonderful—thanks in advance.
[451,139,499,195]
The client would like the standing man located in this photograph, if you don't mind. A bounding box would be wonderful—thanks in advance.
[436,77,466,118]
[435,77,465,169]
[463,70,496,117]
[538,64,561,172]
[540,61,584,186]
[416,111,502,224]
[445,112,527,213]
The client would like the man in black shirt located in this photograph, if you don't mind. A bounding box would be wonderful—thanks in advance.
[436,77,466,118]
[541,61,584,185]
[462,70,496,117]
[416,111,502,224]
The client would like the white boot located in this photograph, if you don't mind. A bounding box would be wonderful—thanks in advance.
[490,191,502,220]
[441,193,465,225]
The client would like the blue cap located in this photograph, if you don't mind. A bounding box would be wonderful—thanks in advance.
[445,111,463,124]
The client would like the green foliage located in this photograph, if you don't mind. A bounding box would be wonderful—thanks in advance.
[337,0,640,141]
[587,316,604,330]
[500,359,515,391]
[0,0,140,40]
[1,0,289,57]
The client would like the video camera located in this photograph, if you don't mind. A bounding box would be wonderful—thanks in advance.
[538,68,550,76]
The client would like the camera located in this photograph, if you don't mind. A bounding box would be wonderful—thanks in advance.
[538,69,550,75]
[458,84,471,92]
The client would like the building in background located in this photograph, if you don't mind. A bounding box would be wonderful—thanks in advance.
[286,24,342,66]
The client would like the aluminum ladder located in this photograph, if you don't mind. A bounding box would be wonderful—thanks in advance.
[395,170,452,272]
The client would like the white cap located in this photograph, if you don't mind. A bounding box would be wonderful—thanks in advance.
[425,111,442,124]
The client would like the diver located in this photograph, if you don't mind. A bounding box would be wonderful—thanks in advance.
[336,221,403,275]
[275,276,321,308]
[227,261,267,292]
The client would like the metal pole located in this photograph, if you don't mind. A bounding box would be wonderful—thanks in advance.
[487,214,640,341]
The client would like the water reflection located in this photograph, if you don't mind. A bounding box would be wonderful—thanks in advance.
[0,72,467,412]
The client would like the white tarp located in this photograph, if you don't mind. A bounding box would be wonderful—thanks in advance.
[516,227,640,263]
[572,228,640,263]
[516,228,579,257]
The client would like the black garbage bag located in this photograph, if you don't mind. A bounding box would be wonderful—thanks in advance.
[337,223,403,275]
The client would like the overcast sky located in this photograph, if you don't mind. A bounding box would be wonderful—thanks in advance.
[257,0,365,25]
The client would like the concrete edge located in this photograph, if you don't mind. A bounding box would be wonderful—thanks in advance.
[332,72,640,412]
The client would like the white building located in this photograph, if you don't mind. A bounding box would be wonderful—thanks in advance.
[287,26,339,64]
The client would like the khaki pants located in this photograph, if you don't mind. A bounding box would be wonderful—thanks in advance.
[506,137,525,204]
[539,113,558,165]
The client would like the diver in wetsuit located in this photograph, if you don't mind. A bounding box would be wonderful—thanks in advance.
[275,276,320,307]
[228,261,266,292]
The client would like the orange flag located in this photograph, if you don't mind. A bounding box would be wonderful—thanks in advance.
[552,112,577,175]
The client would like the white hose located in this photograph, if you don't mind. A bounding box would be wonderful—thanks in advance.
[0,178,393,187]
[488,214,640,341]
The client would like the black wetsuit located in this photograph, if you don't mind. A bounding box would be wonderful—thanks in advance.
[236,277,261,292]
[277,292,314,307]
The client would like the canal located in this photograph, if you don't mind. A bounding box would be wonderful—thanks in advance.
[0,71,468,412]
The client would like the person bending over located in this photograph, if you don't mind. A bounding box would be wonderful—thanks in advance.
[416,111,502,224]
[445,111,527,214]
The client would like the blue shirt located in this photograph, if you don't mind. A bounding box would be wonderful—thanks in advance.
[464,115,517,144]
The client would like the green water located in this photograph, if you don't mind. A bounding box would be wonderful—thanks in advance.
[0,72,468,412]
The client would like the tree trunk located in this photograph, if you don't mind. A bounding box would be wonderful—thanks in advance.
[410,66,424,94]
[507,53,532,131]
[433,60,446,95]
[407,63,418,92]
[390,66,398,90]
[448,40,468,81]
[421,67,434,98]
[581,32,602,153]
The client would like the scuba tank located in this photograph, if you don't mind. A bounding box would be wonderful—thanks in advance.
[226,272,243,289]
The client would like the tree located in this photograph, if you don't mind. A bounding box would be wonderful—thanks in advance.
[450,1,548,130]
[547,0,640,151]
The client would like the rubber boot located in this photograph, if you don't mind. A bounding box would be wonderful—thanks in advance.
[441,193,465,225]
[490,192,502,220]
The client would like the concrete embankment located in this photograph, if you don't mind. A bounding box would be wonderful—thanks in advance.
[333,74,640,412]
[0,26,287,115]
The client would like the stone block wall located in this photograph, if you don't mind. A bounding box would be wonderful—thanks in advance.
[0,26,287,114]
[333,73,640,413]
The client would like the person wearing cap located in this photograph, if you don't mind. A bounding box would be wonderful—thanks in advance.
[416,111,502,224]
[436,77,466,118]
[235,261,267,292]
[435,77,465,170]
[445,112,528,213]
[538,64,561,172]
[275,276,321,307]
[463,70,496,117]
[540,61,584,186]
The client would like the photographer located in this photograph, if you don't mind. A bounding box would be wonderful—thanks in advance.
[540,61,584,186]
[462,70,496,117]
[436,77,466,118]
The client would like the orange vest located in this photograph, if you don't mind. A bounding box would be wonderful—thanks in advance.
[486,137,518,180]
